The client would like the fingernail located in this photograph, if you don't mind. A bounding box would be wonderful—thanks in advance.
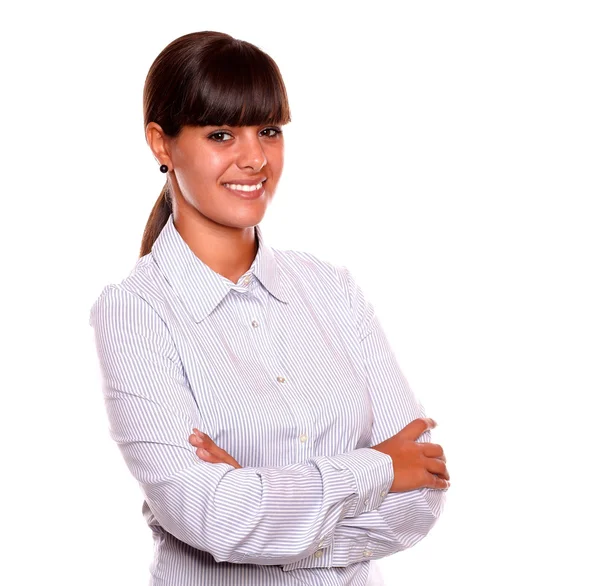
[196,431,205,439]
[198,448,209,457]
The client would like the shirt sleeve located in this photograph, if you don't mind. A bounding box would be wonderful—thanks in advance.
[281,267,446,571]
[90,284,394,566]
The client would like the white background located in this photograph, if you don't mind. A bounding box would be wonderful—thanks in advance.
[1,1,598,584]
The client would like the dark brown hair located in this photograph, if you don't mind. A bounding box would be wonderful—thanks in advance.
[139,31,291,257]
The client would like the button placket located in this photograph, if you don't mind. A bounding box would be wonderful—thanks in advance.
[242,295,271,384]
[241,291,264,331]
[254,289,314,462]
[239,272,252,287]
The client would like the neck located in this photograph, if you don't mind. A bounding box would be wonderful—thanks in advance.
[173,209,258,284]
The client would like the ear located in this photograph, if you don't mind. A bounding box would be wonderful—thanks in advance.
[145,122,173,169]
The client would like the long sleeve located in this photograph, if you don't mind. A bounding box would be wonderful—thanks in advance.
[281,268,446,571]
[90,284,394,566]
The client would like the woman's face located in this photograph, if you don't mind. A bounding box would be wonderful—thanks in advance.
[165,124,285,230]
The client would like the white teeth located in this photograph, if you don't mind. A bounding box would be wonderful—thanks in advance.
[224,181,264,192]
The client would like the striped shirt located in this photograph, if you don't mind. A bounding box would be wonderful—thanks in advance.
[89,214,445,586]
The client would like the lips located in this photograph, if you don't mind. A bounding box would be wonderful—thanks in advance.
[222,180,266,200]
[222,180,265,192]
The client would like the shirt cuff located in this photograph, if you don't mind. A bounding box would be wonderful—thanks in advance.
[281,541,334,571]
[280,449,392,572]
[332,448,394,517]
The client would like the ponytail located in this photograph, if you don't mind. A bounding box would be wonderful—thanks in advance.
[139,183,172,258]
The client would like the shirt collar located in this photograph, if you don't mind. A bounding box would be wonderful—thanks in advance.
[151,215,289,323]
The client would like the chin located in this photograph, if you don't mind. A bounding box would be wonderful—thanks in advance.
[226,205,270,227]
[220,213,267,230]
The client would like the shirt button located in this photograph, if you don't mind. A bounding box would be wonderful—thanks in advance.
[318,540,325,549]
[276,376,286,383]
[242,275,251,285]
[363,550,373,557]
[299,434,308,443]
[381,490,387,498]
[314,550,323,559]
[251,320,259,328]
[364,499,369,507]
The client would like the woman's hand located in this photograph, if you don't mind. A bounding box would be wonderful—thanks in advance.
[371,417,450,492]
[189,429,242,469]
[188,418,450,492]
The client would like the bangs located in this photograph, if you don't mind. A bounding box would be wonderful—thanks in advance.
[180,41,291,128]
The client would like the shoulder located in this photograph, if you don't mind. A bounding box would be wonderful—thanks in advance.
[271,247,356,305]
[271,246,374,336]
[274,248,350,286]
[89,253,168,325]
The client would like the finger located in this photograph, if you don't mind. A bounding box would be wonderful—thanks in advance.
[210,446,241,468]
[190,429,206,445]
[191,431,241,469]
[424,457,450,481]
[421,443,445,460]
[195,447,225,464]
[190,433,221,457]
[189,432,213,449]
[191,430,219,450]
[427,473,450,490]
[397,418,437,441]
[195,434,229,460]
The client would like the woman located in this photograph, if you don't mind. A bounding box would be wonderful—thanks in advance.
[90,31,449,586]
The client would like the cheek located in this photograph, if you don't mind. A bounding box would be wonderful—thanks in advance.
[179,152,227,193]
[202,151,230,179]
[268,145,285,181]
[190,152,223,183]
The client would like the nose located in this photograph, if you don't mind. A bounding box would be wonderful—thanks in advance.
[236,134,267,172]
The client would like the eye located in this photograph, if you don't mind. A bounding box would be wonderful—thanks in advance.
[260,127,283,138]
[208,131,234,142]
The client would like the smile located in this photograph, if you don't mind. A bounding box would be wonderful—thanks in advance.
[223,180,265,192]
